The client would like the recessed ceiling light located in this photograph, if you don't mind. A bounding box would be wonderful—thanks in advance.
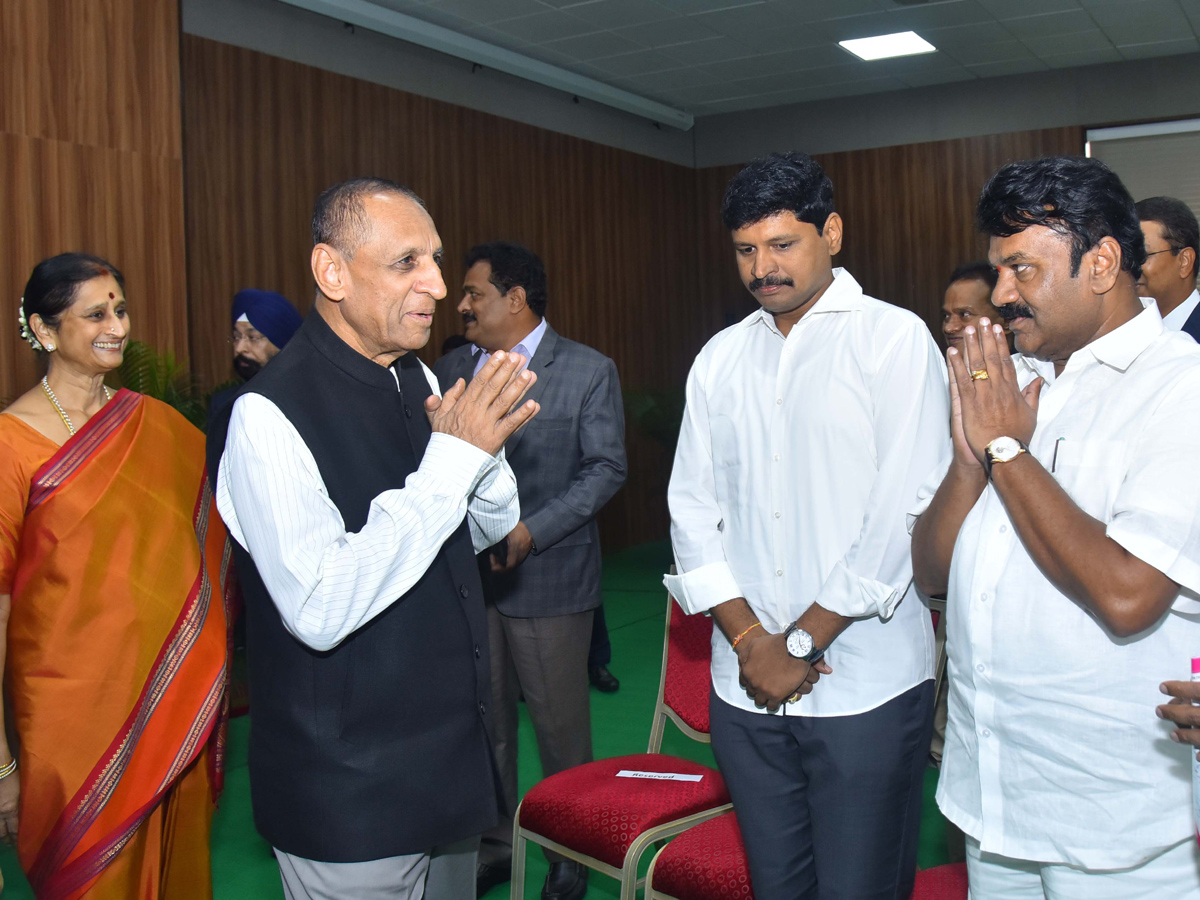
[839,31,936,61]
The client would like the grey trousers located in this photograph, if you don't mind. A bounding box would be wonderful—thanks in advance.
[481,605,594,866]
[275,837,479,900]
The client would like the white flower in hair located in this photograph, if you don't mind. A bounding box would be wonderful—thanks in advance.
[18,298,44,351]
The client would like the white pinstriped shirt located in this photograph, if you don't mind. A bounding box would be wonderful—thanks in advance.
[215,360,519,653]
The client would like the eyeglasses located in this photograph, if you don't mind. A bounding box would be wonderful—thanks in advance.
[1145,248,1180,258]
[229,330,268,346]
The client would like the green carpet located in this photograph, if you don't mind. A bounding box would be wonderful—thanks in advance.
[0,540,951,897]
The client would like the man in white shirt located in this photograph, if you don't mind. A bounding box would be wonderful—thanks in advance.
[209,178,540,899]
[666,151,949,899]
[911,156,1200,898]
[1135,196,1199,341]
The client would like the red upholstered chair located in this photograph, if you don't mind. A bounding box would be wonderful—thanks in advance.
[911,863,969,899]
[645,810,751,900]
[645,812,968,900]
[511,592,732,899]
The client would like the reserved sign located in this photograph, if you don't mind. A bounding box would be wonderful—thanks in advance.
[616,770,704,782]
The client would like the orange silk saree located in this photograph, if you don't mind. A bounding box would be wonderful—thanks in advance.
[6,391,232,899]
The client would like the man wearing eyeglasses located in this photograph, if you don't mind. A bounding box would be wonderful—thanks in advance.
[1136,196,1199,341]
[210,289,304,426]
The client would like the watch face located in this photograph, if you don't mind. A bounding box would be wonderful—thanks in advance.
[786,628,813,659]
[990,436,1021,462]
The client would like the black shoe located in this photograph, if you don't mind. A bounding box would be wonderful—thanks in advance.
[476,860,511,898]
[542,861,588,900]
[589,664,620,693]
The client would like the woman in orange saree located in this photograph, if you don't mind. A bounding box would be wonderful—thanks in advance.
[0,254,231,899]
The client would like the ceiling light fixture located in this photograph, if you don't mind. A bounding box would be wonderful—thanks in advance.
[277,0,694,130]
[839,31,936,61]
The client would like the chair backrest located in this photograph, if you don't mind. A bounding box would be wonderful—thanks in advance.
[648,590,714,752]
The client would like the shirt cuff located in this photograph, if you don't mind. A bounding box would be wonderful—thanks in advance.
[421,432,498,496]
[813,560,901,620]
[664,561,742,615]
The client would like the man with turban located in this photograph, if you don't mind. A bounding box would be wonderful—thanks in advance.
[210,289,303,426]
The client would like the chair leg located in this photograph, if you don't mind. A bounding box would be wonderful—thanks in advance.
[620,859,640,900]
[511,829,527,899]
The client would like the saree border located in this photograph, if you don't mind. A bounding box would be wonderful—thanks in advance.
[27,390,141,511]
[28,475,222,894]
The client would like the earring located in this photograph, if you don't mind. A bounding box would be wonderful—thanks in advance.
[46,344,55,352]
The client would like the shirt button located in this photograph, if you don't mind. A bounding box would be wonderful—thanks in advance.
[776,568,783,576]
[981,728,991,738]
[773,454,781,462]
[459,585,469,598]
[776,397,783,405]
[999,525,1007,533]
[479,701,486,715]
[404,406,412,419]
[980,592,988,602]
[976,663,985,673]
[774,511,781,519]
[474,644,481,659]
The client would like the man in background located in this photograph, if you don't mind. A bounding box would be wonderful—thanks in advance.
[435,242,626,900]
[942,261,1010,352]
[209,289,302,425]
[1136,196,1199,340]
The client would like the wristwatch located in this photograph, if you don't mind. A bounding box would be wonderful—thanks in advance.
[782,622,825,664]
[984,436,1027,477]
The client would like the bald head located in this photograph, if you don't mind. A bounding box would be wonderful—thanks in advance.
[312,176,425,259]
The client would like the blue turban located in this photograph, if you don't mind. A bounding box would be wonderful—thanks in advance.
[231,289,302,350]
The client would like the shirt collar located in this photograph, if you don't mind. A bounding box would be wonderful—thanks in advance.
[1014,299,1164,383]
[742,267,864,333]
[1083,298,1163,371]
[472,317,546,361]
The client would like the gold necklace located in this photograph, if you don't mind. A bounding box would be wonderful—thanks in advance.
[41,377,113,436]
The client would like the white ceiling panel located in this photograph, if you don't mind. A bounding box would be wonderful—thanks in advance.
[377,0,1200,117]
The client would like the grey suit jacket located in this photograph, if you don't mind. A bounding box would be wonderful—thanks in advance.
[433,324,627,617]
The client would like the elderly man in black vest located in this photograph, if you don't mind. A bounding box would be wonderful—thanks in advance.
[208,177,540,899]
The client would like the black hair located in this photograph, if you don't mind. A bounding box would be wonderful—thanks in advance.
[977,156,1145,281]
[312,176,424,257]
[947,261,998,292]
[464,242,548,317]
[22,252,125,342]
[721,151,835,233]
[1135,196,1199,280]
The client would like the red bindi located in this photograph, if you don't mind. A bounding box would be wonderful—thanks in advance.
[109,292,115,299]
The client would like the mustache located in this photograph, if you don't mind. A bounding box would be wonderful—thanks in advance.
[234,355,263,380]
[461,312,477,323]
[749,275,795,292]
[997,303,1034,321]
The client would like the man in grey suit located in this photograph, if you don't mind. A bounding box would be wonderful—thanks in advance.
[433,242,627,900]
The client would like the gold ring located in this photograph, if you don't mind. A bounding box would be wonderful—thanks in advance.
[970,368,990,382]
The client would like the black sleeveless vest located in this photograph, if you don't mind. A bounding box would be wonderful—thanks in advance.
[207,312,499,861]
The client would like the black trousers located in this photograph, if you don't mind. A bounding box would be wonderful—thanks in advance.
[588,603,611,668]
[710,680,935,900]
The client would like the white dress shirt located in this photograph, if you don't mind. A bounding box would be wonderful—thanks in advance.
[912,302,1200,869]
[1160,287,1200,335]
[471,318,547,377]
[666,268,950,717]
[216,358,519,653]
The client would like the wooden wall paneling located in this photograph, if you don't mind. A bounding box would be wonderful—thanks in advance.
[1,0,186,404]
